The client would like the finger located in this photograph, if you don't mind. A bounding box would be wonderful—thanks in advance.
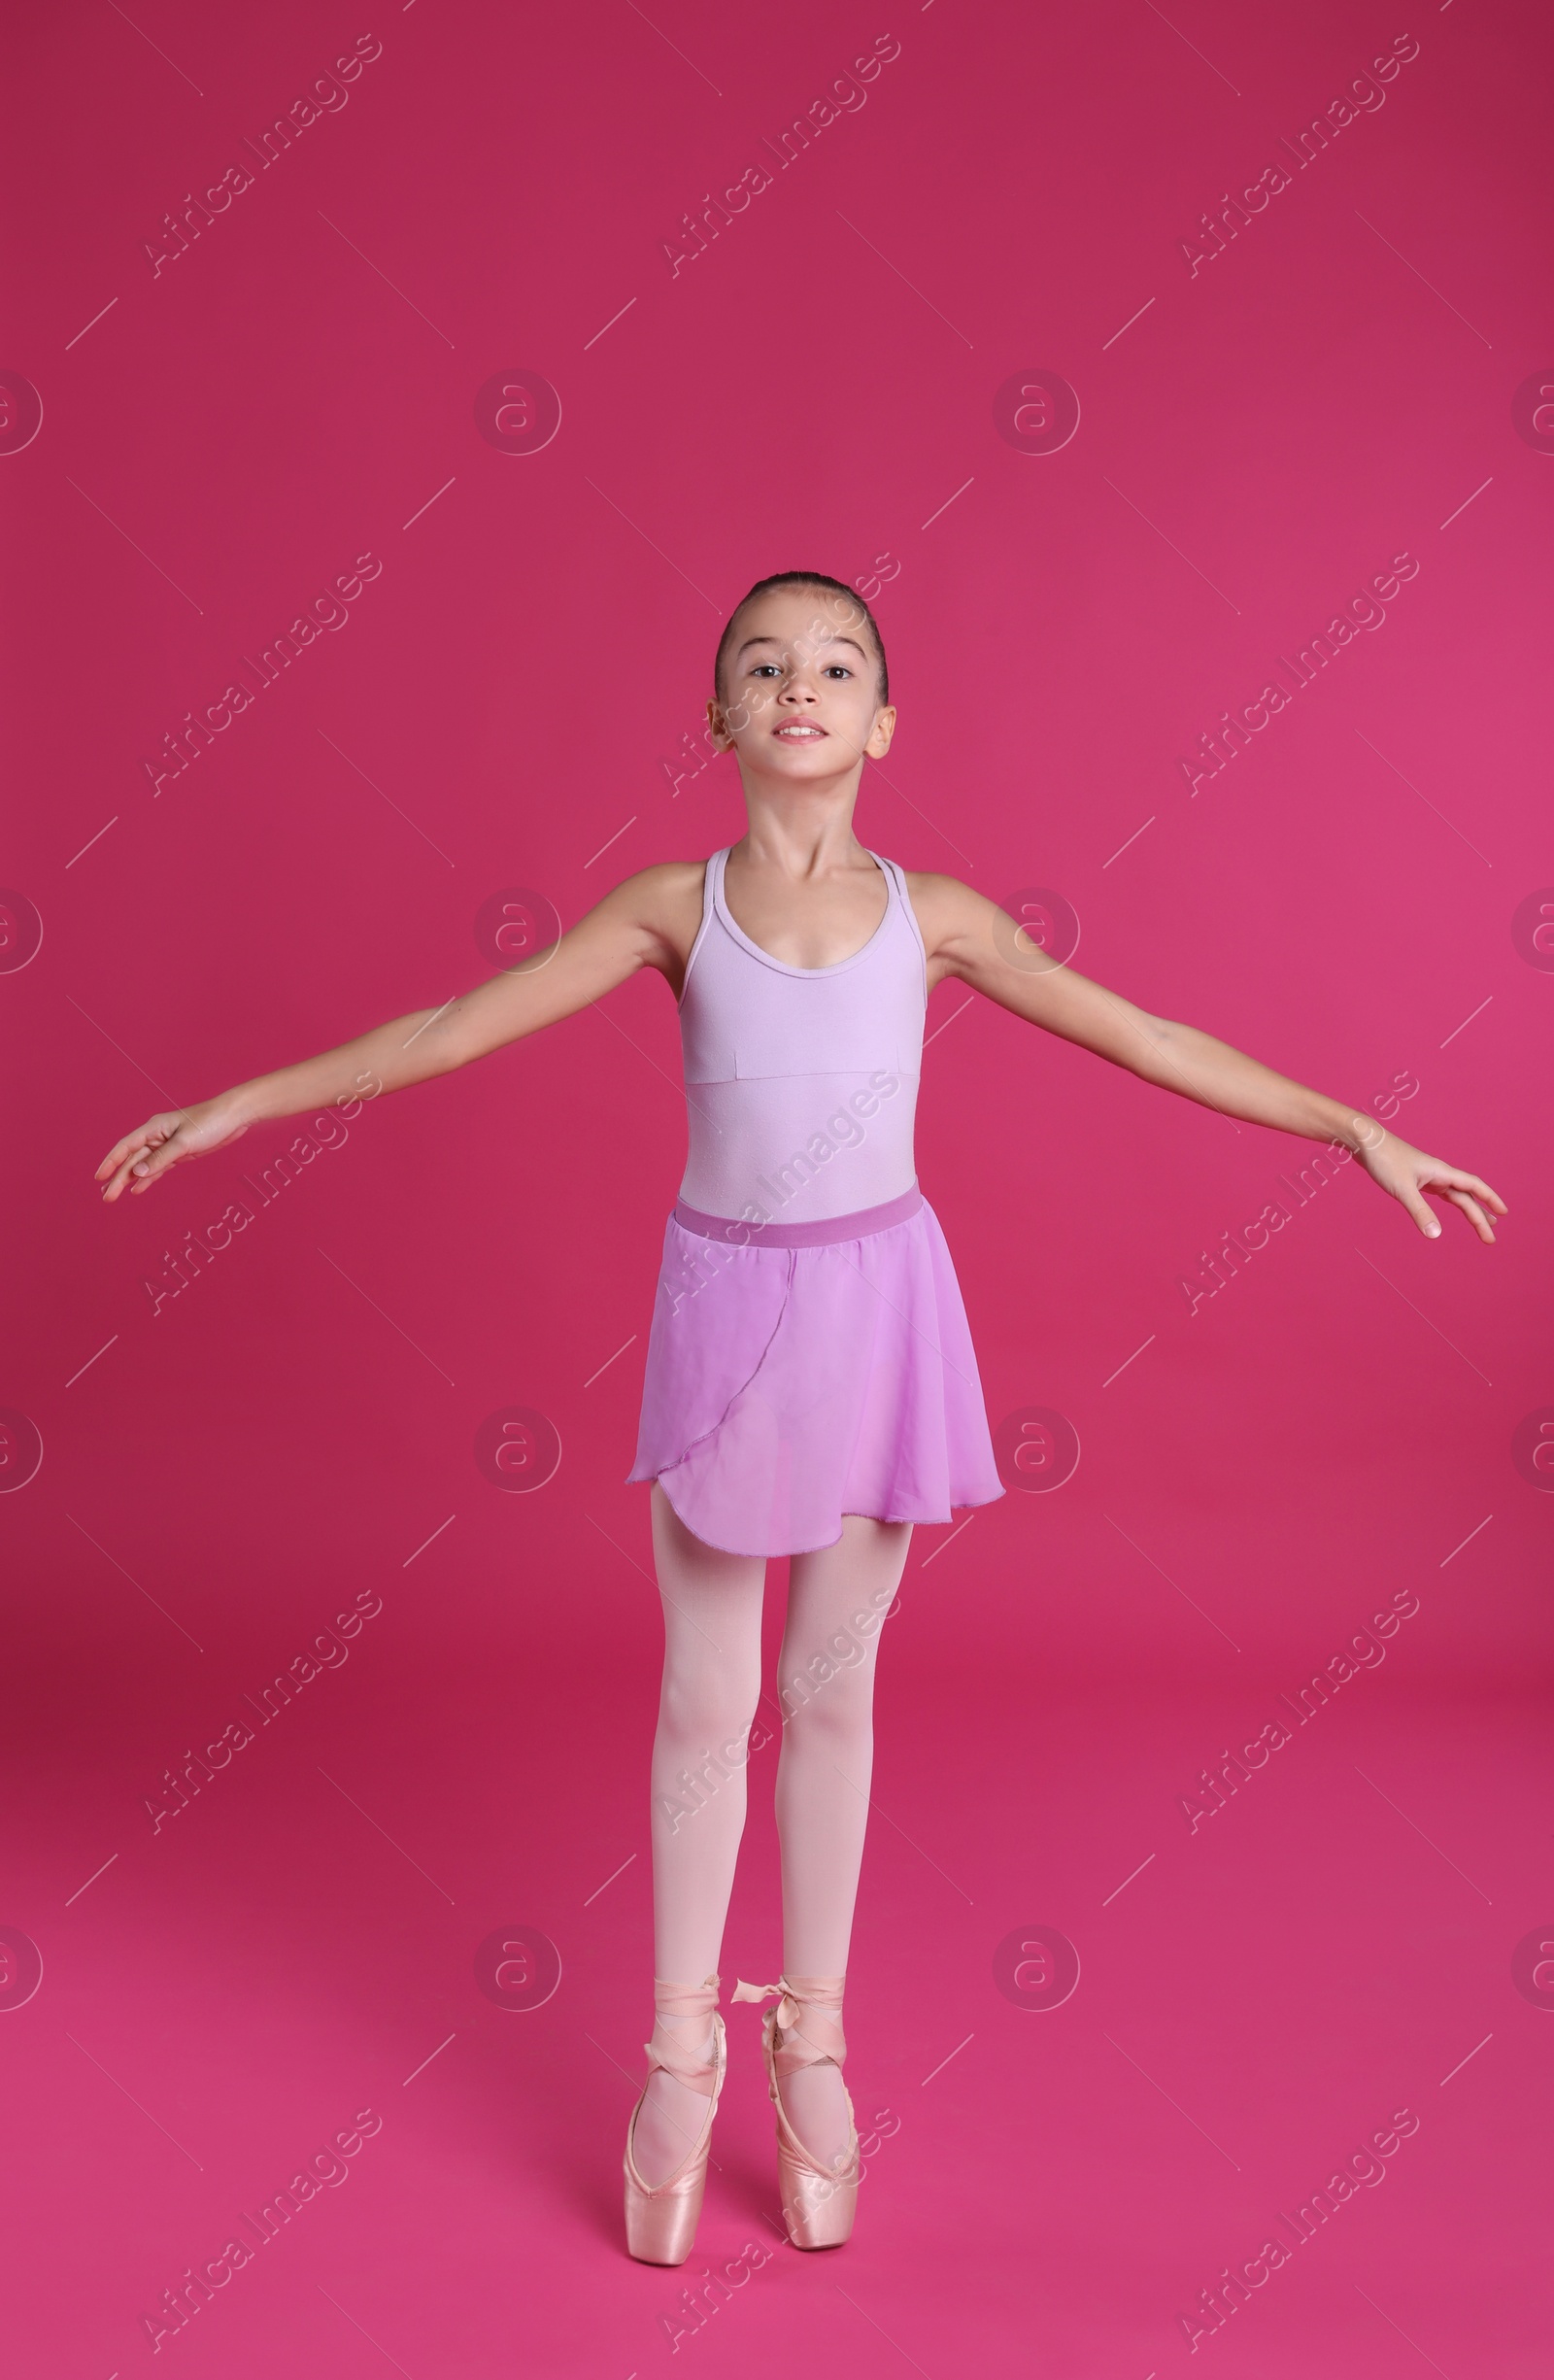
[101,1147,157,1202]
[1422,1164,1506,1216]
[103,1152,156,1202]
[1438,1186,1495,1243]
[130,1141,182,1185]
[95,1114,180,1183]
[94,1125,161,1180]
[1446,1171,1507,1215]
[119,1138,186,1196]
[1401,1189,1442,1239]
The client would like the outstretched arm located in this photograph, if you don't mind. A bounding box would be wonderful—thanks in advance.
[95,864,702,1202]
[910,874,1506,1244]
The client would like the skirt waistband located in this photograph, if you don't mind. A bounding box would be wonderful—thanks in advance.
[671,1184,924,1249]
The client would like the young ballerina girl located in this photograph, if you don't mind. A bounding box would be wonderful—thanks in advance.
[97,569,1505,2266]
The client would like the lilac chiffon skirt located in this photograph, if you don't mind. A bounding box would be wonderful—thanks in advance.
[626,1185,1005,1556]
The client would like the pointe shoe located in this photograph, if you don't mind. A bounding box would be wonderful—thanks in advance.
[624,1974,726,2265]
[733,1973,860,2250]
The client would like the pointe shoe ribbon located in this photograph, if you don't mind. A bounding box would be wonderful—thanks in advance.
[643,1972,723,2097]
[624,1974,726,2266]
[731,1974,847,2075]
[736,1974,860,2250]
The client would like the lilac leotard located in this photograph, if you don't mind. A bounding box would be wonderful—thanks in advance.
[675,846,928,1226]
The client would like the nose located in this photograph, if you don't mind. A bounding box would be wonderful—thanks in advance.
[777,675,819,706]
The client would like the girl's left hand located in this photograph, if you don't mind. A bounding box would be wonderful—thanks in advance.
[1353,1130,1506,1242]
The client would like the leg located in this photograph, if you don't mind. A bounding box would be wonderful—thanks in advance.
[633,1482,766,2187]
[772,1513,912,2167]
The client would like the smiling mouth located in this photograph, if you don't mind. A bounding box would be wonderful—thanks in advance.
[773,723,828,740]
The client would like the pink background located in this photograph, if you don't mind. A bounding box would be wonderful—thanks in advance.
[2,1,1550,2372]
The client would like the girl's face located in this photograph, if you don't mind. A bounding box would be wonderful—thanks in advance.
[710,585,895,782]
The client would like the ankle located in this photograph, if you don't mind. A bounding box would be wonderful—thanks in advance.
[646,1972,722,2090]
[776,1973,848,2074]
[652,2010,716,2062]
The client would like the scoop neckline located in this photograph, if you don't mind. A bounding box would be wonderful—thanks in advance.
[712,846,895,978]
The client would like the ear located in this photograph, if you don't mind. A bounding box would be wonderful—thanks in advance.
[707,695,748,748]
[864,703,896,759]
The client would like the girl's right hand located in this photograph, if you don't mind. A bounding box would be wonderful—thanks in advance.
[96,1093,252,1203]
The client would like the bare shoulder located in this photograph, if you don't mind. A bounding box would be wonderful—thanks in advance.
[596,858,708,917]
[585,857,710,982]
[900,869,996,957]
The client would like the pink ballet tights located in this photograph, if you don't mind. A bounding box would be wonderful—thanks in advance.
[631,1482,911,2190]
